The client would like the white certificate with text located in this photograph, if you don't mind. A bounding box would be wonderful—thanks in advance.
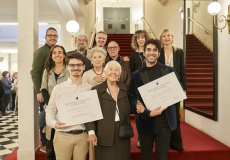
[138,72,187,110]
[56,90,103,126]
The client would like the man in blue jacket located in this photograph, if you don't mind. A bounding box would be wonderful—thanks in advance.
[129,39,178,160]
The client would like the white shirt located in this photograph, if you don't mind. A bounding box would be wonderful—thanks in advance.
[46,77,92,132]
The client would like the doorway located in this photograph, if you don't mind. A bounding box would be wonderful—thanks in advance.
[103,7,130,34]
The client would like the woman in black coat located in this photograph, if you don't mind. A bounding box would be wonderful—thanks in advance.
[158,29,187,152]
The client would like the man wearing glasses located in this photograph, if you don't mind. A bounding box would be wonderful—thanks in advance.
[46,52,91,160]
[105,41,131,85]
[68,35,92,73]
[30,27,58,154]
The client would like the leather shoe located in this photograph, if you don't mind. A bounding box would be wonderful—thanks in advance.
[137,139,141,149]
[170,146,185,152]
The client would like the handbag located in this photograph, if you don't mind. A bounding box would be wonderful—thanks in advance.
[119,123,134,138]
[38,109,46,128]
[115,107,134,138]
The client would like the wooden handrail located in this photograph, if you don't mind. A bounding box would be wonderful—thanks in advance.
[188,17,213,36]
[88,17,98,49]
[141,17,155,38]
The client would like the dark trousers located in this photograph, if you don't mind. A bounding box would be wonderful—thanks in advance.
[140,128,172,160]
[39,101,46,146]
[46,128,56,160]
[170,103,183,149]
[11,93,16,111]
[1,94,10,113]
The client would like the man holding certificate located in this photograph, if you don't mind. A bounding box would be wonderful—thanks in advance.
[46,52,92,160]
[129,39,182,160]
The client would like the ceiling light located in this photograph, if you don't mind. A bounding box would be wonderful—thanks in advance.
[0,23,48,25]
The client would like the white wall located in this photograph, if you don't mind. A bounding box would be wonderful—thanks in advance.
[96,0,143,34]
[0,53,9,72]
[192,1,213,51]
[78,0,96,39]
[144,0,184,48]
[185,0,230,147]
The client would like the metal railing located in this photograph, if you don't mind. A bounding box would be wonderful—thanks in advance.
[141,17,155,38]
[188,17,213,36]
[88,17,98,49]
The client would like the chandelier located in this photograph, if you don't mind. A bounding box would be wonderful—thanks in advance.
[110,0,124,8]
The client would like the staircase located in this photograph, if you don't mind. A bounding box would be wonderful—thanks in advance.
[186,34,213,114]
[93,34,133,57]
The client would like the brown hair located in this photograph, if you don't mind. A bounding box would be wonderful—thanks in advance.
[13,72,18,79]
[159,29,177,51]
[45,45,67,74]
[131,30,151,50]
[46,27,57,35]
[96,31,107,38]
[65,52,86,65]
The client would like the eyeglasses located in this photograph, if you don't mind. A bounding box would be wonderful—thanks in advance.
[68,63,84,69]
[46,34,58,38]
[107,46,118,50]
[76,39,87,42]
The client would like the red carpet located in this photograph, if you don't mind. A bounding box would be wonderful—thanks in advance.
[3,122,230,160]
[186,34,213,113]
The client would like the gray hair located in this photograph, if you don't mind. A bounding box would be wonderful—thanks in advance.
[87,47,107,60]
[104,60,122,73]
[75,35,88,43]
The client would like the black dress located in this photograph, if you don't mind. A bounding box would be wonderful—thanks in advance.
[130,51,145,73]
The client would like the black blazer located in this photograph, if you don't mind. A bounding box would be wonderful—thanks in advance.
[128,63,178,134]
[158,47,187,91]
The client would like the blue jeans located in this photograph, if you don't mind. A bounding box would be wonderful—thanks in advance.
[39,101,46,146]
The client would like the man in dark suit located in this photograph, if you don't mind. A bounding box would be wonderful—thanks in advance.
[68,35,92,72]
[129,39,179,160]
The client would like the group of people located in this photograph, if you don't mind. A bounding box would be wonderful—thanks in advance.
[30,27,186,160]
[0,71,18,115]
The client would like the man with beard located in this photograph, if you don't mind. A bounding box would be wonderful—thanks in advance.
[46,52,91,160]
[129,39,179,160]
[68,35,92,72]
[30,27,58,153]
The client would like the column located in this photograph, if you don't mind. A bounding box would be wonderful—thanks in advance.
[17,0,39,159]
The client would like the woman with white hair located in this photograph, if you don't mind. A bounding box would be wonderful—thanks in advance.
[86,60,131,160]
[82,47,107,86]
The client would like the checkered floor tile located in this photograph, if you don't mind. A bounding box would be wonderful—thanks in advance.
[0,111,18,160]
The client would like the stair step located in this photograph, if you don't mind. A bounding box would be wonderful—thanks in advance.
[187,89,213,95]
[186,77,213,83]
[186,56,213,60]
[186,53,213,56]
[186,64,213,68]
[186,68,213,73]
[186,73,213,78]
[187,83,213,88]
[186,60,213,64]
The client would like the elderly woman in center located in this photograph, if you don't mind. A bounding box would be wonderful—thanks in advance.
[86,60,131,160]
[82,47,107,86]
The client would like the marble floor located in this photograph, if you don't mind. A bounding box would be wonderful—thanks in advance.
[0,111,18,160]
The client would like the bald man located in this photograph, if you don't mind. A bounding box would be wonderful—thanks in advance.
[105,41,131,86]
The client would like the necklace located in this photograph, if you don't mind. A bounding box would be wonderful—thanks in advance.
[93,67,104,75]
[137,50,145,66]
[165,52,173,66]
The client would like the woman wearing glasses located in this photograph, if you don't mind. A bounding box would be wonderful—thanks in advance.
[40,45,69,159]
[82,47,107,86]
[158,29,186,152]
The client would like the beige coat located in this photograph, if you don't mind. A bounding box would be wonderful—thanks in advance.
[40,67,69,140]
